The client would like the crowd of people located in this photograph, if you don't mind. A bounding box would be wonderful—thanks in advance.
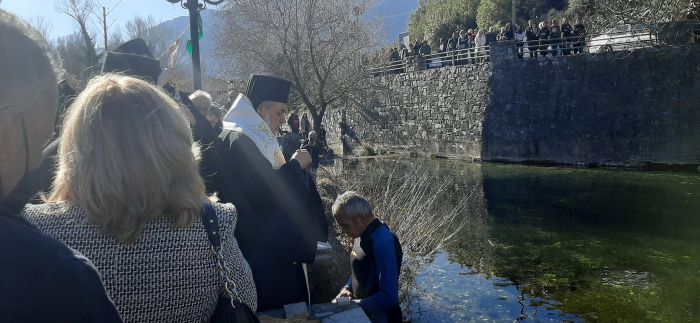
[377,18,589,72]
[509,18,587,57]
[0,9,403,323]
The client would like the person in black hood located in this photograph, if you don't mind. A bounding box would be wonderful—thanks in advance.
[0,9,121,321]
[561,17,573,55]
[525,20,539,58]
[549,18,562,56]
[5,79,76,212]
[537,21,551,57]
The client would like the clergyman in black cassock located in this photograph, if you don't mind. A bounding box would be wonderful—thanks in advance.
[215,74,328,311]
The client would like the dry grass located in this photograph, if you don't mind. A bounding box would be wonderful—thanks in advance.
[316,157,474,305]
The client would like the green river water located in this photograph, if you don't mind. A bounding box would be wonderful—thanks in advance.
[340,159,700,322]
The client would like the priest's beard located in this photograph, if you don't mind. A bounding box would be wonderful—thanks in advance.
[262,112,279,135]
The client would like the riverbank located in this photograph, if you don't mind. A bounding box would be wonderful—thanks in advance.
[337,152,700,174]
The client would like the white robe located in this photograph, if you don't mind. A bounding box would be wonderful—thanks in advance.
[222,94,286,169]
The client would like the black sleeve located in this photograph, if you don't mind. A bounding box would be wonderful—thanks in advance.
[180,92,219,193]
[49,257,122,322]
[219,134,323,263]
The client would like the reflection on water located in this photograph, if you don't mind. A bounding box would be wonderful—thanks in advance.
[411,251,583,322]
[338,158,700,322]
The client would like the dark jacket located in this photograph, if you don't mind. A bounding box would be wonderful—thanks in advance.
[347,219,403,323]
[215,131,328,311]
[4,140,58,213]
[502,29,514,40]
[549,25,562,40]
[0,204,121,322]
[179,91,220,193]
[447,37,458,50]
[485,32,497,45]
[525,26,539,41]
[561,22,573,38]
[537,27,551,41]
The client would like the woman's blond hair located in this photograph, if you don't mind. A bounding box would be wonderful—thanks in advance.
[48,74,206,243]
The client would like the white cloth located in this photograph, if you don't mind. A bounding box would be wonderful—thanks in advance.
[222,94,286,169]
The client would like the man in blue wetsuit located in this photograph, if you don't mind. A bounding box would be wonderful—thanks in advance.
[332,192,403,323]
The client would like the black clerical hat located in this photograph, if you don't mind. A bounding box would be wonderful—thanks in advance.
[246,74,293,109]
[112,38,154,58]
[102,38,162,84]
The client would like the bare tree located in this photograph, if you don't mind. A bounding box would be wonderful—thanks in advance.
[567,0,687,32]
[125,15,171,60]
[108,26,124,49]
[29,16,53,42]
[54,33,91,87]
[56,0,98,70]
[216,0,382,134]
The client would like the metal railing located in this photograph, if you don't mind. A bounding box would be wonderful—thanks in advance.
[367,22,700,75]
[515,31,659,58]
[367,46,491,76]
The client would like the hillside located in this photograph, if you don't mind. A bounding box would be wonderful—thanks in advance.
[155,1,418,79]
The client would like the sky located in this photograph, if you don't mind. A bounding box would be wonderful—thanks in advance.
[0,0,212,41]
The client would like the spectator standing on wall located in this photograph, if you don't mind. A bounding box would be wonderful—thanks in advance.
[438,38,447,53]
[419,40,431,56]
[485,27,497,46]
[448,32,458,51]
[573,18,587,54]
[561,18,573,55]
[400,44,409,60]
[526,20,539,58]
[503,23,514,40]
[413,42,421,56]
[549,19,562,56]
[515,26,526,58]
[458,30,470,64]
[537,21,551,57]
[390,48,400,62]
[438,38,448,66]
[447,32,458,64]
[419,40,432,68]
[467,29,477,63]
[458,30,469,49]
[475,29,487,63]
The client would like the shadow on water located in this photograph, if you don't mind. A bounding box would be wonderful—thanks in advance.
[337,158,700,322]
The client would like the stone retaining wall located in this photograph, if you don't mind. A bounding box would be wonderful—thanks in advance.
[324,42,700,167]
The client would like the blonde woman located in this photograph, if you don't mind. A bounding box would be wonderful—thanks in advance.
[22,74,257,322]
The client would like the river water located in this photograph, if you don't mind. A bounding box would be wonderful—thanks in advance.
[335,158,700,322]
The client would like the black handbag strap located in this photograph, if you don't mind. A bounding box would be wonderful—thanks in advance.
[201,202,221,251]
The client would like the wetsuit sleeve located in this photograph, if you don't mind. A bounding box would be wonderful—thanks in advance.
[343,276,352,290]
[358,233,400,312]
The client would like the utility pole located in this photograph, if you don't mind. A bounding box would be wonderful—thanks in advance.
[102,6,108,51]
[166,0,225,91]
[184,0,203,90]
